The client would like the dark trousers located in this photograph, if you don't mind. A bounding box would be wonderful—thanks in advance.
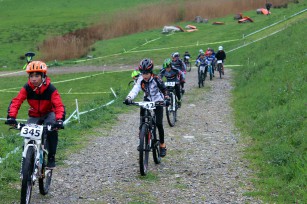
[175,84,182,101]
[28,112,58,158]
[140,105,165,144]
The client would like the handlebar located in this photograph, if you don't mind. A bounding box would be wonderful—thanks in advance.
[6,123,58,131]
[123,101,165,107]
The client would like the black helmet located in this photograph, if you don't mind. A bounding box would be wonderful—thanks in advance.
[138,58,154,73]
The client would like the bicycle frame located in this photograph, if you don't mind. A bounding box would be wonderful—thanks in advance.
[125,101,162,175]
[165,82,177,111]
[6,122,54,204]
[18,123,50,181]
[137,102,156,133]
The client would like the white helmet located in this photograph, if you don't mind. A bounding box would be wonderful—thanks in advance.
[218,46,223,51]
[199,49,203,53]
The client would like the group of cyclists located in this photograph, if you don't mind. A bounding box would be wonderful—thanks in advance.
[195,46,227,77]
[125,45,226,157]
[4,46,226,169]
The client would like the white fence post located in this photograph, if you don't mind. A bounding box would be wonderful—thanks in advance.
[75,99,80,123]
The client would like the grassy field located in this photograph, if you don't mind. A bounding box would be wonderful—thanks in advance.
[0,0,291,68]
[0,0,171,68]
[0,0,306,203]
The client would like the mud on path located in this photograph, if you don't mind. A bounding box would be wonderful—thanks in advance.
[23,66,261,204]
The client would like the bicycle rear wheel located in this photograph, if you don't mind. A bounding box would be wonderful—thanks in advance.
[20,146,35,204]
[218,64,222,79]
[39,146,53,195]
[139,124,149,176]
[166,93,176,127]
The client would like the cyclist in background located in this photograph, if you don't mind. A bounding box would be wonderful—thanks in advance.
[131,67,141,82]
[6,61,65,169]
[124,58,169,157]
[205,49,216,70]
[205,50,215,76]
[171,52,186,73]
[215,46,226,75]
[183,51,191,64]
[22,52,35,69]
[207,48,216,77]
[159,58,185,107]
[195,52,207,74]
[195,49,204,65]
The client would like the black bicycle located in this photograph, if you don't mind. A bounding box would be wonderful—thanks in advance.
[198,65,206,88]
[184,56,191,72]
[165,81,178,127]
[125,101,162,176]
[6,122,55,204]
[216,60,223,79]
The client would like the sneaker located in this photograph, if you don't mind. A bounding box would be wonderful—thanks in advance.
[160,143,167,157]
[47,156,56,169]
[181,89,185,95]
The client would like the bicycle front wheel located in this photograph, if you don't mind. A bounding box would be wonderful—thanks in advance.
[199,70,205,88]
[39,148,53,195]
[166,93,176,127]
[198,67,202,88]
[186,62,191,72]
[20,146,35,204]
[139,124,149,176]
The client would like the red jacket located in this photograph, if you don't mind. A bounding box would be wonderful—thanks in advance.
[8,77,65,120]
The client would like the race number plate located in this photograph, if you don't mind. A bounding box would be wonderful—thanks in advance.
[165,82,175,87]
[20,124,43,140]
[199,66,206,72]
[139,102,156,110]
[217,60,223,64]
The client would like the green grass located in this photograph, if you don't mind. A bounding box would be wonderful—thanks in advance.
[229,16,307,203]
[0,0,306,203]
[0,0,171,68]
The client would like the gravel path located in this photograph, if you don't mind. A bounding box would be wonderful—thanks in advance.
[28,67,261,204]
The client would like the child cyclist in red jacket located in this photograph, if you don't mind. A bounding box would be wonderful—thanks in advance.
[6,61,65,169]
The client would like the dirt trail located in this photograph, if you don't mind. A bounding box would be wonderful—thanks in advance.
[25,66,261,204]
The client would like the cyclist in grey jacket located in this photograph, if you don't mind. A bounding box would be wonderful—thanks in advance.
[125,58,169,157]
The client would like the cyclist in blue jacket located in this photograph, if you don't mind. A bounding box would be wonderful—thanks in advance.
[159,58,185,107]
[171,52,186,73]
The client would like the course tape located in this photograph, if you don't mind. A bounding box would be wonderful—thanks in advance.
[243,8,306,38]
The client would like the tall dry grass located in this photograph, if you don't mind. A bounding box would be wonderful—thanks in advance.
[39,0,289,61]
